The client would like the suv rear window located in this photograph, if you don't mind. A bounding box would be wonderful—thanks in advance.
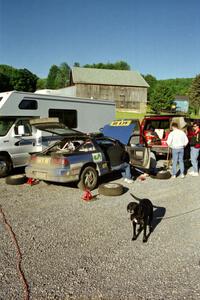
[144,119,170,130]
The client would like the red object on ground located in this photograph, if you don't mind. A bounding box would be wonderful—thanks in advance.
[27,178,39,186]
[82,189,93,201]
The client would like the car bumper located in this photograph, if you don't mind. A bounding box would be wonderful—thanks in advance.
[25,166,79,183]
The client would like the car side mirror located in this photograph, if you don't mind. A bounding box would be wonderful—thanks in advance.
[17,125,25,136]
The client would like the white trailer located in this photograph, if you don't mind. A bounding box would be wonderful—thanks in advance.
[0,91,115,177]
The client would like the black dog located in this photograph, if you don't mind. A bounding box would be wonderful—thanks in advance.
[127,194,154,243]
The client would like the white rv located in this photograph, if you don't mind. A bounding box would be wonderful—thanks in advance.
[0,91,115,177]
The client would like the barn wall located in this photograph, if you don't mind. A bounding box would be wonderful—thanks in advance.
[75,84,147,112]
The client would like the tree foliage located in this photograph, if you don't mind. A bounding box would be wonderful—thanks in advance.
[46,63,70,89]
[149,82,175,113]
[188,74,200,115]
[0,73,12,92]
[10,68,38,92]
[36,78,47,90]
[143,74,157,102]
[158,78,193,96]
[83,60,130,70]
[0,64,38,92]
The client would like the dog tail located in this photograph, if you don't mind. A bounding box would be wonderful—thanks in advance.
[130,193,142,202]
[130,193,159,208]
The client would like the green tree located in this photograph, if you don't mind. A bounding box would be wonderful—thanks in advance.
[150,82,175,113]
[55,62,70,88]
[83,60,130,70]
[0,72,12,92]
[46,63,71,89]
[10,68,38,92]
[73,62,80,67]
[159,78,193,96]
[36,78,47,90]
[143,74,157,103]
[46,65,60,89]
[188,74,200,115]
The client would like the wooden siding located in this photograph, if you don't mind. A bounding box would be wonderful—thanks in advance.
[75,84,147,112]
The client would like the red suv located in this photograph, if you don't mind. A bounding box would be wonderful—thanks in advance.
[140,115,191,155]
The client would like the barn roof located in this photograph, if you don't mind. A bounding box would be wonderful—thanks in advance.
[71,67,149,87]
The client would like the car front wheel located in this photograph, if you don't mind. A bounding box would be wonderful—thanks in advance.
[78,166,98,190]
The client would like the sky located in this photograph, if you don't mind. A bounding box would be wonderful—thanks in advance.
[0,0,200,80]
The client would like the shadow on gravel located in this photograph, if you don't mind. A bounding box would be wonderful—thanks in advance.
[151,206,166,232]
[133,206,166,243]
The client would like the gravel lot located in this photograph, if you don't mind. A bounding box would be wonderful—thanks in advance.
[0,169,200,300]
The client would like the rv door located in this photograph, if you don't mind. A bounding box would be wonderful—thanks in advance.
[11,119,43,166]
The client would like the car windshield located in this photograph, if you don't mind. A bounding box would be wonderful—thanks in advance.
[0,118,16,136]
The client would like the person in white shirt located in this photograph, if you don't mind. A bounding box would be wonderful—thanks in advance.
[167,122,188,178]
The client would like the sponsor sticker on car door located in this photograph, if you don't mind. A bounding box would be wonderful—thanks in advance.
[92,152,102,163]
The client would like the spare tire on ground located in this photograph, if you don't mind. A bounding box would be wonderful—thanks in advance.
[98,183,124,196]
[5,174,27,185]
[150,170,171,180]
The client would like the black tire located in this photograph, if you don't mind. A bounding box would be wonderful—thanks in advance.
[5,174,27,185]
[0,155,12,177]
[77,166,98,190]
[150,170,171,180]
[98,183,124,196]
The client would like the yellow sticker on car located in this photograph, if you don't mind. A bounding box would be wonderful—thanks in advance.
[110,120,132,126]
[92,152,102,163]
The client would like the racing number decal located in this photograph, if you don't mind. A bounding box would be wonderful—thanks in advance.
[110,120,132,126]
[92,152,102,163]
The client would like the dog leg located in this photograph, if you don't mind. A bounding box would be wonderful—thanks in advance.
[149,210,153,233]
[132,222,137,241]
[143,221,148,243]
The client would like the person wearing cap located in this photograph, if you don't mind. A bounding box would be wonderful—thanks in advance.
[166,122,188,178]
[188,122,200,176]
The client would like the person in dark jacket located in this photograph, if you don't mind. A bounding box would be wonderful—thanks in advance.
[188,122,200,176]
[107,141,133,183]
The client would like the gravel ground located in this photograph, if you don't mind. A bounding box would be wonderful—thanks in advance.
[0,170,200,300]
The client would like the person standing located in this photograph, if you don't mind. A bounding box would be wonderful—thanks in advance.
[167,122,188,178]
[188,122,200,176]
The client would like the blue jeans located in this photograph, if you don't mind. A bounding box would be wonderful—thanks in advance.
[172,148,184,176]
[111,162,132,179]
[190,147,200,173]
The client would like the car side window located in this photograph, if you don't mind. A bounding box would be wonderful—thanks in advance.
[79,141,95,152]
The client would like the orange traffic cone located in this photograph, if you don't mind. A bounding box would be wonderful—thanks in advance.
[82,189,93,201]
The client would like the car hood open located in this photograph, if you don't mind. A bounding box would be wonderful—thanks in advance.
[30,117,86,137]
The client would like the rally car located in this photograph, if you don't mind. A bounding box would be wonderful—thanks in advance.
[25,118,151,190]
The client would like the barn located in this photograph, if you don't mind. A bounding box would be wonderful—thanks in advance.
[70,67,149,113]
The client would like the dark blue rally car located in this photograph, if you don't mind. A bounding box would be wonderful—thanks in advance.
[25,118,150,190]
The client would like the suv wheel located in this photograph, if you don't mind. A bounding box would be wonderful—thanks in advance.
[0,155,12,177]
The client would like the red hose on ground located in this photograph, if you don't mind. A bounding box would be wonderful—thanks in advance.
[0,205,29,300]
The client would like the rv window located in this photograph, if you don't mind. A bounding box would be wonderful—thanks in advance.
[0,97,3,102]
[49,109,77,128]
[19,99,38,110]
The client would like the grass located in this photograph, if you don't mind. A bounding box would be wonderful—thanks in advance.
[116,111,145,120]
[116,111,200,121]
